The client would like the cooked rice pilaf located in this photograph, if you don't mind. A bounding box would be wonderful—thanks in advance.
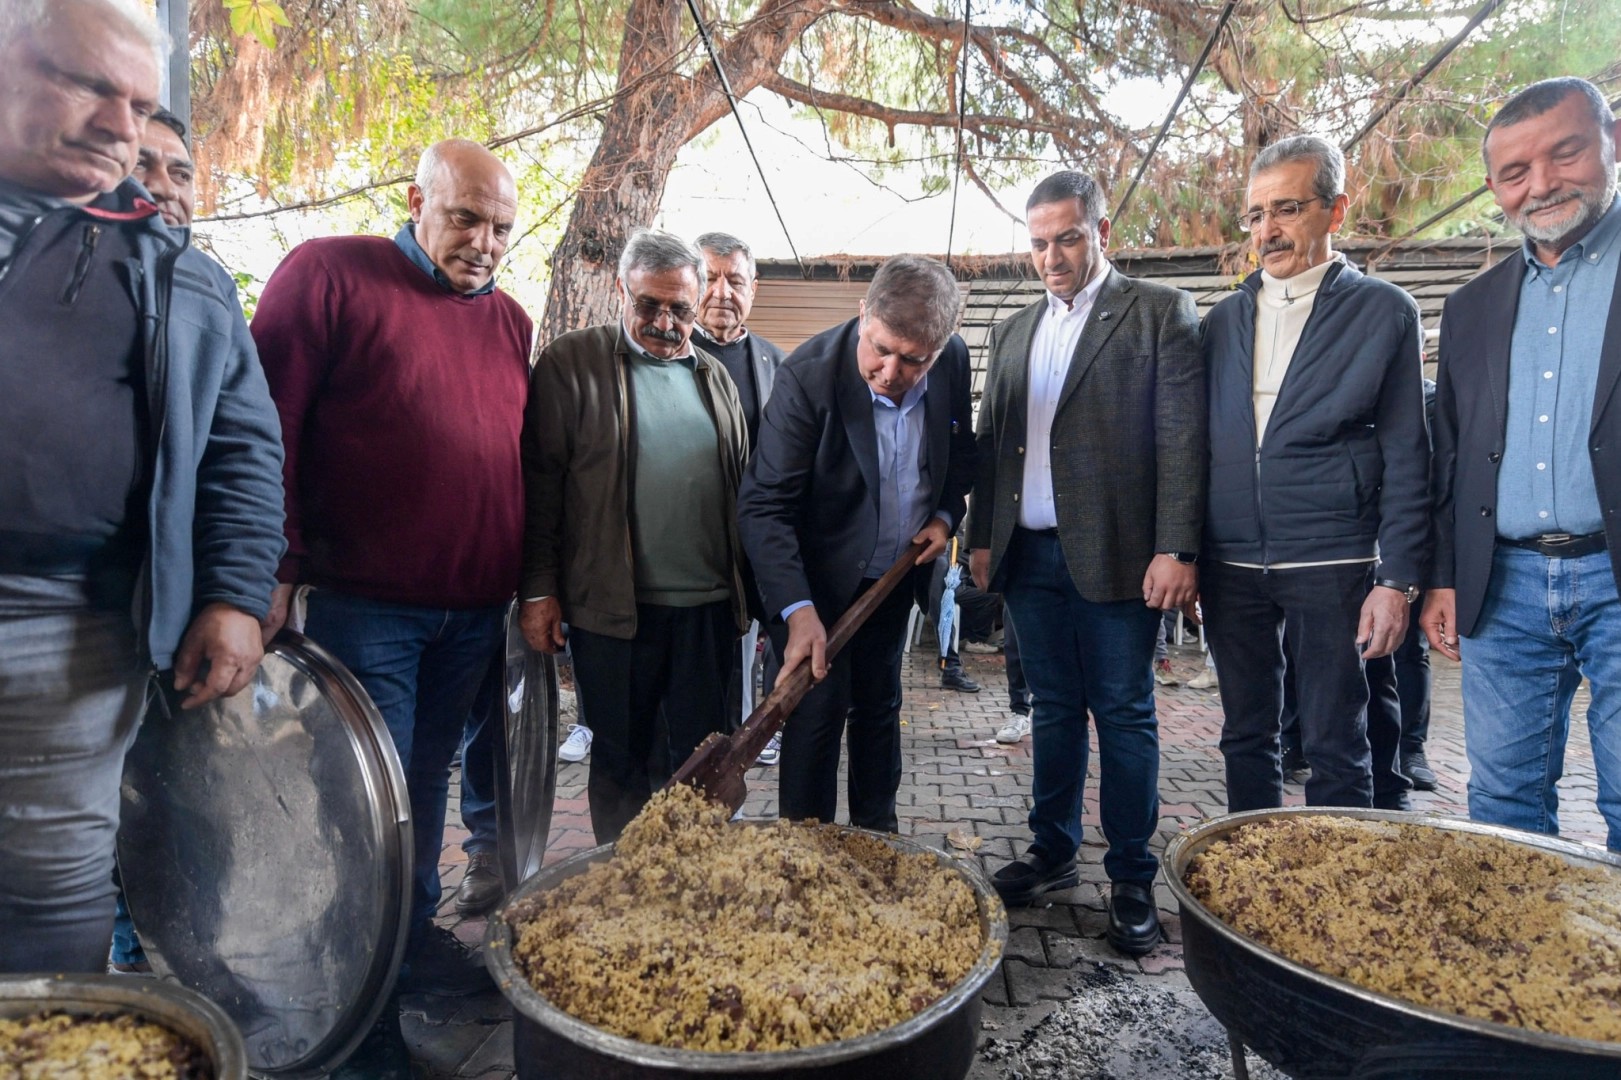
[1185,816,1621,1042]
[506,784,991,1051]
[0,1011,213,1079]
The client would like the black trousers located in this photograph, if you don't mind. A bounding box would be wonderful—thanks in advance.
[1204,561,1394,811]
[570,601,734,844]
[768,578,915,832]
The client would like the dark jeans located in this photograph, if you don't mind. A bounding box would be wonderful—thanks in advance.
[1004,604,1031,714]
[767,578,915,832]
[458,655,500,854]
[1203,561,1386,812]
[1364,652,1413,809]
[1394,599,1432,752]
[1001,529,1160,883]
[303,589,505,942]
[570,601,734,844]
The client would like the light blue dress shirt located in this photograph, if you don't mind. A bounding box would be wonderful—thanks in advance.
[1496,194,1621,540]
[780,376,946,622]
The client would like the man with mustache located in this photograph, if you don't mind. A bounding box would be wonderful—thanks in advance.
[968,171,1202,955]
[520,228,750,843]
[1198,135,1429,816]
[0,0,284,975]
[1421,78,1621,852]
[253,139,532,1026]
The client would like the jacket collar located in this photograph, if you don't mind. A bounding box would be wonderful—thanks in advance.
[1239,254,1356,298]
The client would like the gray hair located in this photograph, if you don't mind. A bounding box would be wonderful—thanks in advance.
[695,231,758,280]
[1250,135,1345,203]
[1484,77,1615,168]
[865,254,962,353]
[1025,170,1107,227]
[618,228,706,288]
[0,0,169,72]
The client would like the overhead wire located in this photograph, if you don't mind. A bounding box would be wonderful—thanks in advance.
[1111,0,1241,227]
[682,0,806,274]
[944,0,972,270]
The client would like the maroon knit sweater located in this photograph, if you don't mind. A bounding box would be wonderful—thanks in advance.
[252,236,532,609]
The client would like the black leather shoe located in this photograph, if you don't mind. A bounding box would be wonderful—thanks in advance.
[396,925,495,997]
[991,850,1078,907]
[1106,880,1162,956]
[1402,750,1438,791]
[329,1001,411,1079]
[940,667,981,693]
[453,851,504,916]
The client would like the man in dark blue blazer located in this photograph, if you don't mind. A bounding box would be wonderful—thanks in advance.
[736,254,976,831]
[1422,77,1621,851]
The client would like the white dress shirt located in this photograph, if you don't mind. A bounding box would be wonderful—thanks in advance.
[1020,263,1110,530]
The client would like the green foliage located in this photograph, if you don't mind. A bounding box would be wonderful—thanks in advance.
[222,0,291,50]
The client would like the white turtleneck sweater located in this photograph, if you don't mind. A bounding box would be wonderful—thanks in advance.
[1253,253,1341,445]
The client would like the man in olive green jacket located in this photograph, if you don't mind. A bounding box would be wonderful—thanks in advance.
[519,229,750,842]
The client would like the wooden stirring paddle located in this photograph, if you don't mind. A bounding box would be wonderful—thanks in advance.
[667,541,926,815]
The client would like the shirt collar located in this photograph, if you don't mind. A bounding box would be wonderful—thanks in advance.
[393,223,497,296]
[1259,251,1342,301]
[693,323,749,348]
[1521,192,1621,271]
[868,374,929,412]
[622,319,695,364]
[1045,260,1111,316]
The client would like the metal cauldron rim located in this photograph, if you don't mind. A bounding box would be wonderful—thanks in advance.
[485,824,1008,1073]
[1163,806,1621,1060]
[0,972,249,1079]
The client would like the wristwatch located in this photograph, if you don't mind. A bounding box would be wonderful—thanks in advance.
[1163,552,1199,564]
[1374,578,1421,603]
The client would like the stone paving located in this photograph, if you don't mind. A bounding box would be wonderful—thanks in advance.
[402,639,1607,1079]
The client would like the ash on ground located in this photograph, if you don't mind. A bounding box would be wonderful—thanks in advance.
[980,964,1287,1080]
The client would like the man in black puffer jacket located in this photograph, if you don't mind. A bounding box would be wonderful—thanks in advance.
[1198,135,1430,814]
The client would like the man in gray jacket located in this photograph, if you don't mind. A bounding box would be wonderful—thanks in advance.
[1199,135,1429,815]
[520,229,750,843]
[969,170,1203,956]
[0,0,285,973]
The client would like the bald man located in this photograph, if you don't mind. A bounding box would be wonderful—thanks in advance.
[254,140,532,1014]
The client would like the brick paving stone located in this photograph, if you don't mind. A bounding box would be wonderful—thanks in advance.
[406,643,1606,1077]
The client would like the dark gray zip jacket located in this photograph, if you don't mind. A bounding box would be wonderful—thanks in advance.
[1200,259,1430,584]
[108,179,285,667]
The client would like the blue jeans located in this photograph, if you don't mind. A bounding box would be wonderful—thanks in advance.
[1001,530,1161,883]
[1462,546,1621,851]
[303,590,505,939]
[458,656,500,855]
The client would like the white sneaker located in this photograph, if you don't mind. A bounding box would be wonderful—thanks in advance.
[1188,668,1219,690]
[756,732,781,766]
[558,724,593,762]
[994,714,1032,744]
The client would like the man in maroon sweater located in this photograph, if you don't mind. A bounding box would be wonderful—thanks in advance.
[254,140,531,1066]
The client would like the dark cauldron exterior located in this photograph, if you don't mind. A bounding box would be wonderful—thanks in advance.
[1165,807,1621,1080]
[486,829,1007,1080]
[0,973,248,1079]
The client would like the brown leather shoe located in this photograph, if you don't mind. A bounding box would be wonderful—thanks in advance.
[452,850,503,917]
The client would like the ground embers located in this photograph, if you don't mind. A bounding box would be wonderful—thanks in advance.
[980,964,1287,1080]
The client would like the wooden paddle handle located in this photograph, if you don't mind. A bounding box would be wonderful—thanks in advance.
[727,540,927,763]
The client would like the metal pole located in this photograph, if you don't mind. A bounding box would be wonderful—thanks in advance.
[155,0,191,134]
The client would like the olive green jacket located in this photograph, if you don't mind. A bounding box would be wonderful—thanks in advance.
[520,322,750,639]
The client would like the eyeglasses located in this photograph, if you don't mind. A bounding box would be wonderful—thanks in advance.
[1237,197,1333,233]
[625,295,698,324]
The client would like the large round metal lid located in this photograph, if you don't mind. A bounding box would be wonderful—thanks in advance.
[118,630,412,1078]
[494,606,561,889]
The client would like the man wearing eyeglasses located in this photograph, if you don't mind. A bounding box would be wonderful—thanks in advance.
[1198,135,1429,816]
[520,228,750,844]
[737,254,976,834]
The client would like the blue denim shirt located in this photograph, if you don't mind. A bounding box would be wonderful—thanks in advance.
[1496,194,1621,540]
[392,223,496,296]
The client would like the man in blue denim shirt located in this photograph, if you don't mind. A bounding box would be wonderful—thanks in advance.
[1423,77,1621,850]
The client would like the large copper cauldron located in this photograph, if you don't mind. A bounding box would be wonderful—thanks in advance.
[0,973,248,1079]
[1165,808,1621,1079]
[485,829,1007,1080]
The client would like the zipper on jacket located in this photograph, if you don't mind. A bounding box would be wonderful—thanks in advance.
[62,223,101,305]
[1254,447,1268,571]
[135,243,181,665]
